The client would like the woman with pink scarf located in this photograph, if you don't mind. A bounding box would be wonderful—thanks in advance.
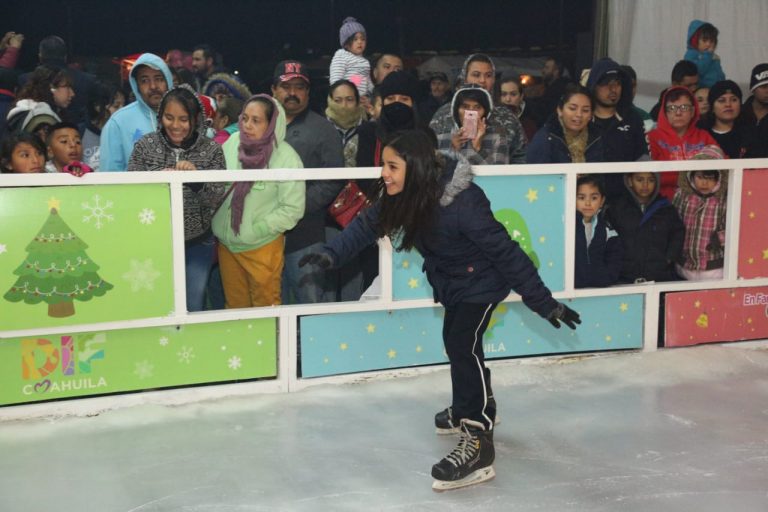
[211,94,305,308]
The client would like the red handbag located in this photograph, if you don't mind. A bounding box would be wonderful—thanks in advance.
[328,180,370,228]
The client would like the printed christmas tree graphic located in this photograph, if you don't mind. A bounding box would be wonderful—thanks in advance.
[3,198,113,317]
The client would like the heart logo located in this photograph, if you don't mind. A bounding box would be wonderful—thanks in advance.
[696,313,709,328]
[34,379,51,393]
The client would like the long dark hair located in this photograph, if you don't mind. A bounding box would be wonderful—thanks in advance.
[15,65,72,107]
[158,85,201,145]
[373,130,442,251]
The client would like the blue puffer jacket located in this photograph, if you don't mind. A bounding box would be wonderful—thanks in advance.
[683,19,725,89]
[526,115,604,164]
[324,153,559,315]
[574,211,623,288]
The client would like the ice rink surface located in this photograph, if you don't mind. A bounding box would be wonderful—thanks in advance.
[1,343,768,512]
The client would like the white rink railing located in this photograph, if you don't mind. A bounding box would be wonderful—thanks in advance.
[1,158,767,420]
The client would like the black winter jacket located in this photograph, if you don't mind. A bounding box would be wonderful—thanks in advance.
[526,115,604,164]
[574,211,623,288]
[324,154,559,315]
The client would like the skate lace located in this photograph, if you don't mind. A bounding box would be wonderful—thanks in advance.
[445,428,479,467]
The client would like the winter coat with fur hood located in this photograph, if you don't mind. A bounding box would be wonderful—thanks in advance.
[323,152,559,314]
[672,170,727,271]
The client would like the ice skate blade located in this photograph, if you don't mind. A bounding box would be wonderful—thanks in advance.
[432,466,495,492]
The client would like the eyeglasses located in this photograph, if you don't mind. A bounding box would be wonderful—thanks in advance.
[665,104,694,114]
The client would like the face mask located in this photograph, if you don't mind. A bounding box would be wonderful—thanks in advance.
[380,101,415,131]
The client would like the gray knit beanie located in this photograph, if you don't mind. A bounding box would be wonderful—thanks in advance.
[339,17,366,47]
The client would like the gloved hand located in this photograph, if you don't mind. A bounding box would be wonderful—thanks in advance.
[547,302,581,330]
[298,252,333,269]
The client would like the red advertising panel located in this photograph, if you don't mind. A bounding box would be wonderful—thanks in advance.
[739,169,768,278]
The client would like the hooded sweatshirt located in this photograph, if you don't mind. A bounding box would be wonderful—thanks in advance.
[430,54,527,163]
[211,98,305,253]
[606,172,685,283]
[100,53,173,172]
[683,20,725,89]
[672,170,727,272]
[648,86,720,199]
[435,84,510,164]
[127,85,226,242]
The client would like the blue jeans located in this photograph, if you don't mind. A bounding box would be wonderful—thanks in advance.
[185,237,215,312]
[281,242,336,304]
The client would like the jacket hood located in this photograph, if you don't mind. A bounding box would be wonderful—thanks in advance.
[687,19,706,50]
[437,150,473,207]
[586,57,633,110]
[202,73,253,102]
[450,84,494,128]
[155,84,208,150]
[624,172,661,207]
[240,94,288,144]
[457,53,495,83]
[679,169,727,199]
[655,86,701,139]
[6,99,61,131]
[129,53,173,114]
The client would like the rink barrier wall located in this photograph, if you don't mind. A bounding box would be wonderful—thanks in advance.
[1,159,767,419]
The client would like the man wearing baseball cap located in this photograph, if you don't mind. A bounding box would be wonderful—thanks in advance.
[743,63,768,158]
[270,60,346,304]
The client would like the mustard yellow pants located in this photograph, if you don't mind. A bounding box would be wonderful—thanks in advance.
[218,236,284,308]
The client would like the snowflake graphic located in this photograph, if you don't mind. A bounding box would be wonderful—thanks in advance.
[134,360,154,379]
[138,208,156,225]
[0,243,7,255]
[228,355,242,370]
[122,259,161,292]
[82,194,114,229]
[177,346,195,364]
[159,336,169,347]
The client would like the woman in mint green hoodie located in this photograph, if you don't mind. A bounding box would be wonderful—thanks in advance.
[212,95,305,308]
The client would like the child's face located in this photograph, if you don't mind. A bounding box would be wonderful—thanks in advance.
[8,142,45,173]
[346,32,366,56]
[47,128,82,170]
[697,37,716,52]
[692,172,718,195]
[628,173,657,204]
[576,183,605,222]
[694,88,710,115]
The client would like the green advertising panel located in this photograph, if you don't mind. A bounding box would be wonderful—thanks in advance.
[0,319,277,406]
[0,185,174,330]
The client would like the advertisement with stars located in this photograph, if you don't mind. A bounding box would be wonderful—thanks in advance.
[738,169,768,278]
[300,295,643,378]
[392,175,564,300]
[0,185,174,330]
[665,286,768,347]
[0,319,276,405]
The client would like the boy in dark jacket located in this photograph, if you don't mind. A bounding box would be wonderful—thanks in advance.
[575,175,622,288]
[606,172,685,283]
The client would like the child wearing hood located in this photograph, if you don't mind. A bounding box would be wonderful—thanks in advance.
[684,20,725,89]
[672,146,727,281]
[436,84,510,164]
[606,171,685,283]
[648,86,720,200]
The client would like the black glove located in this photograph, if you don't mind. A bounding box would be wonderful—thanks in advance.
[547,302,581,330]
[298,252,333,269]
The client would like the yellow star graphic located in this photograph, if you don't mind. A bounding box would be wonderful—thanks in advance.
[366,324,376,334]
[539,236,546,243]
[548,261,554,267]
[415,345,422,353]
[526,339,532,344]
[548,185,556,192]
[387,349,397,359]
[763,248,768,260]
[748,257,755,264]
[47,197,61,210]
[323,357,329,364]
[749,212,756,219]
[747,317,753,324]
[525,188,539,203]
[605,335,612,342]
[619,303,628,312]
[339,343,348,351]
[402,260,410,269]
[408,277,419,289]
[694,300,701,308]
[747,190,752,196]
